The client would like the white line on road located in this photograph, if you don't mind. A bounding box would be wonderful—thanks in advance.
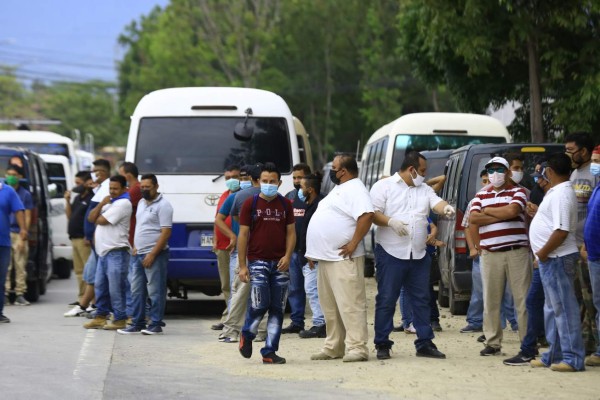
[72,328,116,399]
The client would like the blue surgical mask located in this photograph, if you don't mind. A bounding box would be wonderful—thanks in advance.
[240,181,252,190]
[225,178,240,192]
[298,188,307,202]
[260,183,278,197]
[591,162,600,177]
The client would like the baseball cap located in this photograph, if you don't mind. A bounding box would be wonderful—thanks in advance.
[531,162,548,178]
[484,156,509,170]
[247,162,264,180]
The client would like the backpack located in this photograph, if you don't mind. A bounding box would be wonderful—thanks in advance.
[250,193,287,231]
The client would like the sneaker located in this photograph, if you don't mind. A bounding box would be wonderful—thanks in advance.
[262,352,286,364]
[310,352,338,361]
[585,354,600,367]
[83,315,107,329]
[64,305,86,317]
[431,321,442,332]
[530,359,547,368]
[68,301,80,306]
[480,346,501,356]
[218,336,239,343]
[550,362,576,372]
[503,352,534,366]
[299,325,326,339]
[376,344,392,360]
[510,324,519,332]
[239,335,252,358]
[416,344,446,359]
[392,325,404,332]
[460,324,483,333]
[117,326,144,335]
[14,295,30,306]
[126,317,133,326]
[404,323,416,334]
[281,323,303,334]
[141,326,163,335]
[0,314,10,323]
[86,305,96,312]
[103,319,127,330]
[342,353,368,362]
[477,335,486,343]
[211,322,224,330]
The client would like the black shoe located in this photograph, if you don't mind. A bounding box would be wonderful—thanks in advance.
[239,335,252,359]
[281,323,303,334]
[376,344,392,360]
[0,314,10,323]
[262,352,286,364]
[69,301,80,306]
[460,324,483,333]
[431,321,443,332]
[480,346,501,356]
[392,325,404,332]
[416,344,446,359]
[211,323,224,330]
[299,325,326,339]
[503,352,534,366]
[477,334,486,343]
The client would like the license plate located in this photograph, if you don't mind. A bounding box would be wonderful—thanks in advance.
[200,235,213,247]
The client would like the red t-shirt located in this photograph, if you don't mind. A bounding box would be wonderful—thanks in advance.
[128,182,142,246]
[215,190,232,250]
[239,195,295,261]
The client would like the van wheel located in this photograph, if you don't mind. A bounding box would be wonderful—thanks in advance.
[448,283,468,315]
[437,279,449,308]
[25,279,40,303]
[53,259,72,279]
[364,259,375,278]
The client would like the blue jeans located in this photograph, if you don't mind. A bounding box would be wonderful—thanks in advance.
[82,250,97,285]
[302,261,324,326]
[520,267,545,357]
[130,251,169,328]
[374,245,434,351]
[95,249,130,321]
[588,259,600,357]
[241,260,289,356]
[228,250,238,308]
[398,284,440,327]
[0,246,11,315]
[287,252,306,328]
[539,253,585,370]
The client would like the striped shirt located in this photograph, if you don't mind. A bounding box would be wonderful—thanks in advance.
[471,185,528,251]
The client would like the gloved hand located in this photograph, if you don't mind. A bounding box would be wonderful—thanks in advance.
[443,204,456,218]
[388,218,409,236]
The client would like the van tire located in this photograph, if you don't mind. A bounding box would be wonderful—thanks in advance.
[364,259,375,278]
[437,279,449,308]
[25,279,40,303]
[448,283,468,315]
[54,259,72,279]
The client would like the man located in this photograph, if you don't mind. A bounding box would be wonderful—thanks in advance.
[211,164,240,331]
[84,175,132,330]
[529,153,584,372]
[118,162,142,246]
[282,163,312,334]
[5,165,33,306]
[470,156,531,356]
[0,181,27,322]
[118,174,173,335]
[306,154,374,362]
[65,171,94,304]
[370,151,455,360]
[237,162,295,364]
[583,145,600,367]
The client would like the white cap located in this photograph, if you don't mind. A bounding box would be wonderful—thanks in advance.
[484,156,509,170]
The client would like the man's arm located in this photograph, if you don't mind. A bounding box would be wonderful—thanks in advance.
[237,225,250,283]
[88,196,111,225]
[426,175,446,194]
[432,200,450,215]
[215,213,236,251]
[536,230,569,262]
[372,210,390,227]
[277,223,296,272]
[64,191,72,219]
[338,212,374,258]
[469,210,503,226]
[482,203,522,220]
[142,227,172,268]
[15,210,27,242]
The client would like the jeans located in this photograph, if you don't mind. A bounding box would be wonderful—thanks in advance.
[95,249,130,321]
[82,250,97,285]
[588,259,600,356]
[399,284,440,328]
[287,252,306,328]
[242,260,290,356]
[374,245,434,351]
[302,261,325,326]
[539,253,585,370]
[0,246,11,315]
[228,250,238,308]
[130,250,169,328]
[520,267,546,357]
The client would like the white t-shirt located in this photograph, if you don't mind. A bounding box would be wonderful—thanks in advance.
[370,173,443,260]
[95,198,132,257]
[91,179,110,203]
[529,181,578,258]
[305,178,374,261]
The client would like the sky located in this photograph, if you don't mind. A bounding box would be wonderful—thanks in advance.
[0,0,169,84]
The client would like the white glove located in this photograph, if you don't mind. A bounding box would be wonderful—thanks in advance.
[443,205,456,218]
[388,218,409,236]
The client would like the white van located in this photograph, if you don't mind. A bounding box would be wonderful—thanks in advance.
[125,87,311,297]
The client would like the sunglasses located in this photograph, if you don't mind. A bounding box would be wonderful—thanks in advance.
[487,167,507,174]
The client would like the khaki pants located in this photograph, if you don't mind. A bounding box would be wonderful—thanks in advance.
[481,247,532,348]
[317,257,369,358]
[215,249,231,323]
[72,238,91,299]
[6,232,28,295]
[222,270,266,336]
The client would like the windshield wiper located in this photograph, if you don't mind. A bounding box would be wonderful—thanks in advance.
[212,173,224,182]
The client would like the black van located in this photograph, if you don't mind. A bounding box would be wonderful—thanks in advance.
[436,143,564,315]
[0,146,53,302]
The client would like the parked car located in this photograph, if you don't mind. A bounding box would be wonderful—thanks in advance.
[0,146,53,302]
[436,143,563,315]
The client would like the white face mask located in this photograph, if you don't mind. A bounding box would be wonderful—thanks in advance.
[91,172,98,183]
[410,169,425,187]
[511,171,523,184]
[489,172,506,188]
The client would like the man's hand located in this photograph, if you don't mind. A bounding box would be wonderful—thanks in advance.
[238,265,250,283]
[100,195,111,206]
[580,246,587,261]
[17,230,27,252]
[84,239,91,247]
[536,251,548,263]
[526,202,538,218]
[64,190,71,202]
[226,235,237,251]
[308,259,316,270]
[388,218,409,236]
[443,205,456,218]
[469,247,479,258]
[142,253,155,268]
[211,244,217,253]
[338,240,358,259]
[277,256,290,272]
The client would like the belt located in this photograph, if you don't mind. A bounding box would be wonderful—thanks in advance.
[109,247,130,253]
[492,245,527,253]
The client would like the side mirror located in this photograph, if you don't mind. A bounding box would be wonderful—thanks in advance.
[47,183,58,198]
[233,107,254,141]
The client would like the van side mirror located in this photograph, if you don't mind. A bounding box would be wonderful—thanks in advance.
[233,107,254,141]
[48,183,58,198]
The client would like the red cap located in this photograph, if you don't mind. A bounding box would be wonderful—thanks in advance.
[593,145,600,155]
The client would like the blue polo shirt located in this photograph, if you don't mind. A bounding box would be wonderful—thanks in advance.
[219,192,240,236]
[584,185,600,261]
[10,185,34,233]
[0,184,25,247]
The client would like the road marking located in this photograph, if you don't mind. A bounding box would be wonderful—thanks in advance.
[72,329,116,398]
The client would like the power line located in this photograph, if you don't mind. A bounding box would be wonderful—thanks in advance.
[0,42,115,63]
[0,51,116,71]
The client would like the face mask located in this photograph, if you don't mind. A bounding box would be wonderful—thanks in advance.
[511,171,523,184]
[5,175,18,186]
[91,172,98,183]
[72,184,85,194]
[294,183,301,191]
[410,169,425,187]
[329,169,341,185]
[489,172,506,188]
[225,178,240,192]
[141,189,153,201]
[298,188,307,202]
[590,162,600,177]
[260,183,278,197]
[240,181,252,190]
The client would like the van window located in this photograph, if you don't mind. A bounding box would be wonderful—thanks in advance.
[46,162,67,198]
[297,135,307,164]
[135,117,292,174]
[362,137,388,190]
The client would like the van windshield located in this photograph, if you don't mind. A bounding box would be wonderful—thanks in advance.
[7,143,70,159]
[391,134,506,173]
[135,117,292,174]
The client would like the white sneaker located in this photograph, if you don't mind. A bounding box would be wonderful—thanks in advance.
[85,305,95,312]
[64,305,85,317]
[404,323,417,334]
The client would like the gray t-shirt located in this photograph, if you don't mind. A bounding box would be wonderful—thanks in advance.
[230,186,261,217]
[570,164,598,245]
[134,193,174,255]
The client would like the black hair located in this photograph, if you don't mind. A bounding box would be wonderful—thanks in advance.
[505,153,524,167]
[249,162,264,181]
[261,162,281,180]
[292,163,311,175]
[140,173,158,186]
[76,171,92,181]
[547,152,572,177]
[564,132,594,154]
[93,159,111,172]
[119,161,139,177]
[400,151,427,172]
[302,172,322,195]
[109,174,127,188]
[226,164,240,172]
[335,154,359,175]
[7,164,24,176]
[480,169,488,178]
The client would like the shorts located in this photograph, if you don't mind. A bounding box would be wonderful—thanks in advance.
[82,251,98,285]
